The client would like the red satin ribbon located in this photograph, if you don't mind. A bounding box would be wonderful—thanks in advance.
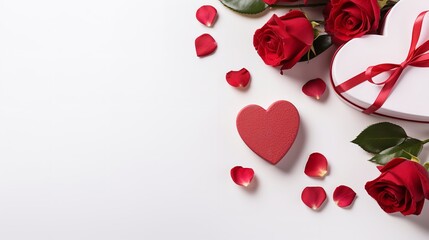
[334,10,429,114]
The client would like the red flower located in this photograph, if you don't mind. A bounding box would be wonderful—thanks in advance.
[253,10,314,71]
[323,0,380,45]
[365,158,429,216]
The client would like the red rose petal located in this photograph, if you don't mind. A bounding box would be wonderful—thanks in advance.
[230,166,254,187]
[304,152,328,178]
[301,186,327,210]
[302,78,326,100]
[333,185,356,208]
[263,0,277,4]
[226,68,251,88]
[195,33,217,57]
[196,5,217,27]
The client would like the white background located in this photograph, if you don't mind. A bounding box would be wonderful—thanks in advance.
[0,0,428,239]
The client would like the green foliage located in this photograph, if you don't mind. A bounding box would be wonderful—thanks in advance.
[352,122,407,154]
[352,122,428,166]
[369,138,423,165]
[300,35,333,62]
[219,0,268,14]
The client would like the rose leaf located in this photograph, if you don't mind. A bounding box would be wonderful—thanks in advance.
[369,138,423,165]
[219,0,268,14]
[299,35,332,62]
[352,122,408,154]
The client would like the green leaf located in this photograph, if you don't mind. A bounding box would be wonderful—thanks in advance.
[219,0,268,14]
[299,34,332,62]
[352,122,407,154]
[369,138,423,165]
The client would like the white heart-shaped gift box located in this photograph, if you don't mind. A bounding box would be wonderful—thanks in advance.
[330,0,429,122]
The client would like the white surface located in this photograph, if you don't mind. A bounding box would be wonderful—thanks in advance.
[0,1,428,239]
[331,0,429,121]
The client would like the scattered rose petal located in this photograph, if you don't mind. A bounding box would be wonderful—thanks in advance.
[263,0,304,5]
[230,166,254,187]
[302,78,326,100]
[195,33,217,57]
[333,185,356,208]
[304,152,328,178]
[196,5,217,27]
[263,0,277,4]
[301,186,327,210]
[226,68,251,88]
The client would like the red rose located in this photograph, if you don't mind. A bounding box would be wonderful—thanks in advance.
[253,10,314,70]
[323,0,380,45]
[365,158,429,216]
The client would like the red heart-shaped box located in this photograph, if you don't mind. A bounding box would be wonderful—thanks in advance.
[236,100,300,165]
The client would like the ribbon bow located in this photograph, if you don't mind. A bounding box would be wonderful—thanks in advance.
[334,10,429,114]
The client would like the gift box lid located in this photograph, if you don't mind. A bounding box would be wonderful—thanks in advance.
[330,0,429,123]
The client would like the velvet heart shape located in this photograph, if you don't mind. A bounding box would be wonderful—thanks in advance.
[330,0,429,122]
[236,100,300,164]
